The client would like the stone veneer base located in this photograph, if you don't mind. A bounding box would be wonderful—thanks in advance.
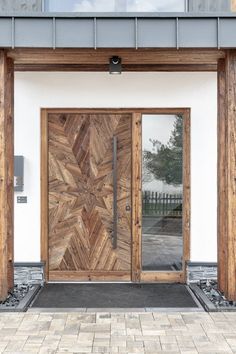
[14,263,44,285]
[14,262,217,285]
[187,262,217,283]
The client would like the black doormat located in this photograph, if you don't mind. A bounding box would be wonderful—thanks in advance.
[31,283,198,309]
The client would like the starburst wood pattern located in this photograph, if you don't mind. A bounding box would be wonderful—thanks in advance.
[48,113,132,281]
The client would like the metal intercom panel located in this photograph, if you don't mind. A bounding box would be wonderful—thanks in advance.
[14,155,24,192]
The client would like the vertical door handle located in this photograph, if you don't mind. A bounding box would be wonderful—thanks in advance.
[112,136,118,249]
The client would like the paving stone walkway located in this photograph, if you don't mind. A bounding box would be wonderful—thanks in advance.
[0,312,236,353]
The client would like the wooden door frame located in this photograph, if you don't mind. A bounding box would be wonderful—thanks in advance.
[41,108,190,283]
[131,108,191,283]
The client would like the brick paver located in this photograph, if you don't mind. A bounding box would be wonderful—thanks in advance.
[0,312,236,353]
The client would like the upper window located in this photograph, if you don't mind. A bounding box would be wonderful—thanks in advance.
[44,0,187,12]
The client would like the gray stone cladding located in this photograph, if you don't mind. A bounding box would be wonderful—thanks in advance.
[187,263,217,283]
[0,0,42,12]
[14,264,44,285]
[13,262,217,285]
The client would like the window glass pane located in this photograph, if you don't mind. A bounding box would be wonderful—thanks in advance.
[45,0,186,12]
[142,114,183,271]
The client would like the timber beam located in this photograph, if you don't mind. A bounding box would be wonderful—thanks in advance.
[0,50,14,301]
[14,63,218,72]
[218,50,236,301]
[8,48,225,68]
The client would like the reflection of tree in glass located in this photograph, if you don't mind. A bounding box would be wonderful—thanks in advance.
[142,140,161,184]
[143,115,183,186]
[142,154,153,184]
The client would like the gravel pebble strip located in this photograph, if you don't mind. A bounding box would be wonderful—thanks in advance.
[198,279,236,309]
[0,284,32,309]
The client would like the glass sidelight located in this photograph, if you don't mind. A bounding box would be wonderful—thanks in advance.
[142,114,184,272]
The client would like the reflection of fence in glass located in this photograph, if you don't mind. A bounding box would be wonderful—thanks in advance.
[142,191,182,217]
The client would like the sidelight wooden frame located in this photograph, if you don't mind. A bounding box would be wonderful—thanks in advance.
[132,108,191,283]
[41,108,190,283]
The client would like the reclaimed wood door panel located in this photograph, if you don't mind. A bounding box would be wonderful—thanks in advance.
[47,113,132,281]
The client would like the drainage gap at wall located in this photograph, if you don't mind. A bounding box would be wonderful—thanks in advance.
[190,280,236,312]
[0,284,41,312]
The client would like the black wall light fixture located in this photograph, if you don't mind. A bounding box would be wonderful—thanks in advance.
[109,56,122,74]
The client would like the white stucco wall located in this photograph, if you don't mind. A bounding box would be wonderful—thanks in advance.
[14,72,217,263]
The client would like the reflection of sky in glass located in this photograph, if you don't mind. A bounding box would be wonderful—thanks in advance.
[142,115,176,152]
[142,114,183,194]
[46,0,185,12]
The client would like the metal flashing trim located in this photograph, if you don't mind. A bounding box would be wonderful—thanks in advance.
[217,17,220,49]
[14,262,45,267]
[187,261,217,266]
[11,16,14,48]
[0,14,236,48]
[1,12,236,18]
[176,17,179,49]
[94,17,97,49]
[135,17,138,49]
[52,17,56,49]
[189,284,216,312]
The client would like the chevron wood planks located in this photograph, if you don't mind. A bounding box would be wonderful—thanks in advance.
[47,112,132,281]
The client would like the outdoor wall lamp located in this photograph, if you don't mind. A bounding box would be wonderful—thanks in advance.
[109,56,122,74]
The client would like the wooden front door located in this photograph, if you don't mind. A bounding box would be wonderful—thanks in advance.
[45,112,132,281]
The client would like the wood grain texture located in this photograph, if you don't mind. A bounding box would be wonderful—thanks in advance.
[6,56,14,290]
[14,63,218,72]
[224,51,236,300]
[218,51,236,300]
[131,113,142,282]
[41,108,190,283]
[217,59,227,294]
[8,49,225,66]
[41,108,192,115]
[49,271,130,281]
[141,271,184,283]
[41,109,49,281]
[0,51,14,300]
[45,112,132,281]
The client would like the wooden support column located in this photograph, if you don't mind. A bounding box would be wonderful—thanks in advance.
[218,50,236,301]
[0,50,14,301]
[218,58,227,294]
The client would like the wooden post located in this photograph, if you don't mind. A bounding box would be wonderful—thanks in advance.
[217,58,227,294]
[218,50,236,301]
[0,50,14,301]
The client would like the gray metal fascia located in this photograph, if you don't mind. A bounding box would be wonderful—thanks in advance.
[0,14,236,49]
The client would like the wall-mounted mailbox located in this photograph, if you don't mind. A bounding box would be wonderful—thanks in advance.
[14,156,24,192]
